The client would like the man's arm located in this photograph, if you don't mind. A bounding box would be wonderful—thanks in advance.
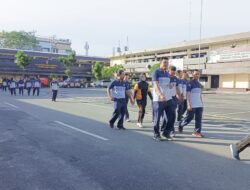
[153,81,166,101]
[176,86,182,103]
[186,92,192,111]
[107,88,113,101]
[126,89,135,105]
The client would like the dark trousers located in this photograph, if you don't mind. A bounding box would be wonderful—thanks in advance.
[180,107,203,133]
[236,134,250,153]
[27,87,31,96]
[19,87,24,95]
[161,98,177,132]
[3,86,7,91]
[124,98,129,120]
[33,87,40,96]
[137,100,147,123]
[153,100,175,136]
[10,88,16,95]
[177,99,187,121]
[109,100,127,128]
[52,90,58,101]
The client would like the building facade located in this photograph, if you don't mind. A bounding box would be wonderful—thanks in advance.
[110,32,250,90]
[35,36,72,54]
[0,48,109,80]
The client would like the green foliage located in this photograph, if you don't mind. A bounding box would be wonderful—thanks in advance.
[92,62,104,80]
[101,65,124,80]
[148,63,160,76]
[15,51,32,69]
[58,51,77,77]
[0,30,37,50]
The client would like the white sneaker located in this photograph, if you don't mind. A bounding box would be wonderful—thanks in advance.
[137,123,143,128]
[126,119,131,122]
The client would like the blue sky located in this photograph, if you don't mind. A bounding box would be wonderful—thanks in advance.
[0,0,249,56]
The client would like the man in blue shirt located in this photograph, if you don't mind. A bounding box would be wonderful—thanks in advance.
[33,77,41,96]
[152,58,175,141]
[25,77,32,96]
[18,77,25,95]
[179,69,204,138]
[177,70,188,121]
[124,74,132,122]
[107,70,135,130]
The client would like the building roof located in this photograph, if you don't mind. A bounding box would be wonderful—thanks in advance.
[110,31,250,58]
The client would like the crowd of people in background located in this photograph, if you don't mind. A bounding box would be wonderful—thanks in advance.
[1,76,60,101]
[1,76,42,96]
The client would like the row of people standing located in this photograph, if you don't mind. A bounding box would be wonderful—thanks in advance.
[1,77,41,96]
[107,58,204,141]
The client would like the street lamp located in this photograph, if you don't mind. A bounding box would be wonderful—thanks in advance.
[198,0,203,72]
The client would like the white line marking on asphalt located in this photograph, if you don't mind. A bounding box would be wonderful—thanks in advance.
[54,121,109,141]
[4,102,19,109]
[213,110,250,116]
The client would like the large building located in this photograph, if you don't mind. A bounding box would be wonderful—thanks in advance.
[35,36,72,54]
[110,32,250,90]
[0,48,109,80]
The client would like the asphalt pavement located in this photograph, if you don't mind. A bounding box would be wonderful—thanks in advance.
[0,88,250,190]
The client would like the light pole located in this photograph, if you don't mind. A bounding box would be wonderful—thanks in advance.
[198,0,203,71]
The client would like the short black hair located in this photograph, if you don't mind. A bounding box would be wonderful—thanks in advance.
[169,66,176,71]
[117,69,124,76]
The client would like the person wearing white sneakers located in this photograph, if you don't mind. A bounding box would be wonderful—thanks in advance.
[230,134,250,160]
[134,73,153,128]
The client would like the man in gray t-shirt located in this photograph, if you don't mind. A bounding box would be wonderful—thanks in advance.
[179,70,204,138]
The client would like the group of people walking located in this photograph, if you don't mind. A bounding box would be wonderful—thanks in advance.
[1,77,60,102]
[107,58,204,141]
[1,77,41,96]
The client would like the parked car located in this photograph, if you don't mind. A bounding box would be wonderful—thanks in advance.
[91,80,111,88]
[61,77,84,88]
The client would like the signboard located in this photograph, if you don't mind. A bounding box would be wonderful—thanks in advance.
[208,45,250,63]
[169,58,184,70]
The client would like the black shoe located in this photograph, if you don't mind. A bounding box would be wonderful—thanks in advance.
[230,144,240,160]
[178,122,183,133]
[162,133,174,141]
[109,122,114,129]
[117,126,126,130]
[153,134,162,141]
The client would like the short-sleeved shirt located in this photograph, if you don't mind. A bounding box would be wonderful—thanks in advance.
[18,80,24,87]
[124,81,132,100]
[152,69,171,102]
[34,79,41,88]
[109,80,128,101]
[169,76,179,97]
[26,80,32,88]
[51,81,59,90]
[134,81,151,101]
[178,79,188,100]
[187,80,203,108]
[10,81,16,88]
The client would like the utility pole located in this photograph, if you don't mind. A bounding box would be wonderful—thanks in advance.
[198,0,203,72]
[84,42,89,56]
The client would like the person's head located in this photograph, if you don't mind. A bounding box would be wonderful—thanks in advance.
[159,58,169,71]
[116,70,125,80]
[177,70,183,79]
[140,73,147,81]
[124,73,129,81]
[192,69,200,80]
[169,66,176,76]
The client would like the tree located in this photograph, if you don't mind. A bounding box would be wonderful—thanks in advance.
[92,62,104,80]
[15,51,32,69]
[148,63,160,76]
[58,51,77,77]
[0,31,37,50]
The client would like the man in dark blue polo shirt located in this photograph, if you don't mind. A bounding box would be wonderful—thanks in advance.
[152,58,175,141]
[179,69,204,138]
[107,70,135,130]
